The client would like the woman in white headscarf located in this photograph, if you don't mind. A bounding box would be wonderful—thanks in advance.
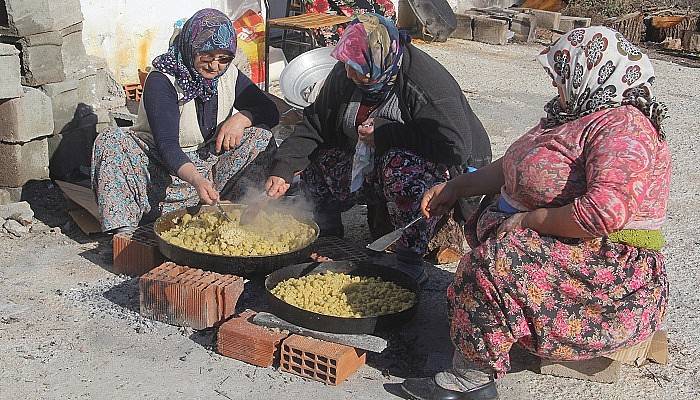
[400,27,670,400]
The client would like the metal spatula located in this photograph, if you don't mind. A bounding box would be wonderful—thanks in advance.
[366,215,424,252]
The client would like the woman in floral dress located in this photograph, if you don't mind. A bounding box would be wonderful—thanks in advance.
[91,9,279,232]
[401,26,670,400]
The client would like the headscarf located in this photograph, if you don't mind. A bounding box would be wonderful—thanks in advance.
[331,13,407,103]
[152,8,237,104]
[537,27,668,139]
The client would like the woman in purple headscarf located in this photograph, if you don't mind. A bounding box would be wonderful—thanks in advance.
[91,8,279,232]
[266,13,492,284]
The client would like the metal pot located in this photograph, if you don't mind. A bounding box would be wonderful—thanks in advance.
[153,204,319,277]
[265,260,420,334]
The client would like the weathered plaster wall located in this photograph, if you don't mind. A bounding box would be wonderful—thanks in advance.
[78,0,403,84]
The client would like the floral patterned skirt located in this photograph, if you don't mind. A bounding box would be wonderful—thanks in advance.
[301,148,448,255]
[448,202,668,377]
[91,127,274,231]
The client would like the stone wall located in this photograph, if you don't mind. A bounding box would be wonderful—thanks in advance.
[0,0,126,196]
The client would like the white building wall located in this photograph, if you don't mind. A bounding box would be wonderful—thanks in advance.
[78,0,404,84]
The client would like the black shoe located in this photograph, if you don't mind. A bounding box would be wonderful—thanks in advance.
[314,211,344,238]
[401,377,498,400]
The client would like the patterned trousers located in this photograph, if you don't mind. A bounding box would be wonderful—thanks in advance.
[91,127,274,231]
[301,148,449,255]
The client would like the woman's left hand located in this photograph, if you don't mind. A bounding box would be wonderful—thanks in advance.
[358,118,374,146]
[216,112,252,153]
[496,212,529,239]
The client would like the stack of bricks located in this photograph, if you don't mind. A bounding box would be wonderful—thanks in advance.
[0,0,126,195]
[217,310,289,368]
[280,335,367,385]
[112,224,164,277]
[139,262,244,330]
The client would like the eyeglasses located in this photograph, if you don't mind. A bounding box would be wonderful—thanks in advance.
[197,54,234,65]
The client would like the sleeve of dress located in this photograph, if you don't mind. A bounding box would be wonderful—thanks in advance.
[142,71,191,174]
[572,108,660,236]
[232,72,280,129]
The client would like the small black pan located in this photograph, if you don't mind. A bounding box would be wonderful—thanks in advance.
[264,260,420,335]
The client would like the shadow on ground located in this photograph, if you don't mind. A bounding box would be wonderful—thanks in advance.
[102,277,141,314]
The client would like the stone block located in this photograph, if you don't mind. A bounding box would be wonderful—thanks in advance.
[87,57,127,110]
[0,44,22,99]
[13,31,66,86]
[473,17,509,46]
[682,30,700,52]
[60,22,89,80]
[0,87,54,143]
[0,0,53,37]
[0,200,33,221]
[512,13,536,43]
[558,16,592,33]
[452,14,474,41]
[0,189,12,205]
[41,79,79,135]
[531,9,561,31]
[0,0,83,36]
[50,0,84,32]
[0,139,49,187]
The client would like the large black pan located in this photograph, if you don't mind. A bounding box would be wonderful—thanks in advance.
[265,260,420,334]
[153,203,319,277]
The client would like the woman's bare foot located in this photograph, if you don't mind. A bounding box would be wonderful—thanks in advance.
[310,252,333,262]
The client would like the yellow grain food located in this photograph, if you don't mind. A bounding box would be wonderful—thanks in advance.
[160,209,316,256]
[271,271,416,318]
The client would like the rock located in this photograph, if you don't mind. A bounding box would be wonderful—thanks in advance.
[4,219,29,237]
[0,201,34,221]
[0,189,12,205]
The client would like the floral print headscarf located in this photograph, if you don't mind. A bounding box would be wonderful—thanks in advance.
[331,13,406,103]
[537,27,667,139]
[152,8,237,104]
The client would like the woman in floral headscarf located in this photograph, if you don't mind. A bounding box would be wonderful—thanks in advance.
[400,27,670,400]
[266,13,492,284]
[91,8,279,232]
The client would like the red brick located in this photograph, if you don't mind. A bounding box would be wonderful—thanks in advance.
[217,311,289,368]
[112,224,164,276]
[139,262,244,329]
[280,335,366,385]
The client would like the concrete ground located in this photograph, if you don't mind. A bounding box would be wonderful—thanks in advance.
[1,40,699,400]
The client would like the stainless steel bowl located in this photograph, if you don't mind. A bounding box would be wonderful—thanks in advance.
[279,47,338,109]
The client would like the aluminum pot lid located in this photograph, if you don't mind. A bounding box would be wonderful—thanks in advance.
[279,46,338,109]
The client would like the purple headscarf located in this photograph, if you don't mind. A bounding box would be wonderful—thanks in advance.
[152,8,237,104]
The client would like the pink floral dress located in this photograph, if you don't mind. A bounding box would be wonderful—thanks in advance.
[448,106,670,377]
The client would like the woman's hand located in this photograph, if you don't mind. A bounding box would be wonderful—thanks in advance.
[192,176,220,205]
[216,112,253,153]
[421,181,460,218]
[358,118,374,147]
[496,212,528,238]
[265,176,290,199]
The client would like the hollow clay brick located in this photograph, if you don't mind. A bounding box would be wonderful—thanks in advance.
[217,310,289,368]
[139,263,243,329]
[112,224,164,276]
[280,335,367,385]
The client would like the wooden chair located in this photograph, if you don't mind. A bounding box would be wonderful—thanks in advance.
[263,0,351,90]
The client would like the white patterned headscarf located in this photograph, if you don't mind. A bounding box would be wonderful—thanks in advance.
[537,27,667,139]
